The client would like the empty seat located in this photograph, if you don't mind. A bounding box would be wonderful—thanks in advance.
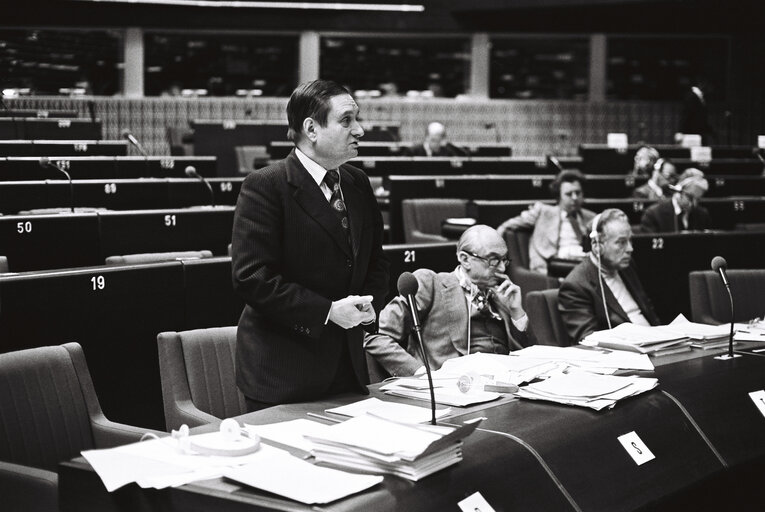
[526,289,573,346]
[401,198,468,244]
[689,269,765,325]
[0,343,159,512]
[157,326,246,430]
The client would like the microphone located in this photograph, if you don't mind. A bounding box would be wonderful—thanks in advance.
[185,165,215,207]
[39,157,75,213]
[121,129,148,157]
[711,256,740,360]
[87,101,100,140]
[548,155,565,173]
[397,272,436,425]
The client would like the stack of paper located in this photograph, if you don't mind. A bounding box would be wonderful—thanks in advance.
[516,373,658,411]
[379,378,501,407]
[664,314,730,349]
[325,397,452,423]
[304,415,483,481]
[581,323,692,356]
[510,345,654,373]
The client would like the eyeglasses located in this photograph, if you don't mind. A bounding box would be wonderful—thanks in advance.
[462,250,511,268]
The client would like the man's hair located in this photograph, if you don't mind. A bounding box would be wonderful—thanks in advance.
[592,208,629,241]
[457,224,502,255]
[550,170,585,199]
[286,80,350,142]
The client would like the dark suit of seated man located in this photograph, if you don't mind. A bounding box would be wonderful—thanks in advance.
[559,208,660,343]
[364,225,528,377]
[408,121,463,157]
[640,168,711,233]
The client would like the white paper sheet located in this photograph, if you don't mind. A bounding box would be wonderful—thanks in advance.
[244,419,330,453]
[223,446,383,505]
[326,398,451,423]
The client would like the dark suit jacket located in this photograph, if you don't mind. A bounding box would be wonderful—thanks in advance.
[558,257,660,343]
[408,143,462,157]
[680,88,714,142]
[231,149,389,404]
[640,199,711,233]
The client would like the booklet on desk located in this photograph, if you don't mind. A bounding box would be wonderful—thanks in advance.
[581,323,692,354]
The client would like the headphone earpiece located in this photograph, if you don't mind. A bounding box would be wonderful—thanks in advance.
[590,213,601,247]
[654,158,665,173]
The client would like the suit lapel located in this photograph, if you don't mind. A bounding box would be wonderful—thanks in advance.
[586,260,630,324]
[441,275,470,354]
[286,151,352,257]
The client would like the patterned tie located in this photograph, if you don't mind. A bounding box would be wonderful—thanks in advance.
[323,169,351,247]
[568,212,589,251]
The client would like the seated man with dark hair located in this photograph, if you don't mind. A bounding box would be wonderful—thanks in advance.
[640,168,711,233]
[364,225,528,377]
[497,170,596,275]
[559,208,660,343]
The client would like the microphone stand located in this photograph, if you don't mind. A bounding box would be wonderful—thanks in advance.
[714,273,741,360]
[407,297,436,425]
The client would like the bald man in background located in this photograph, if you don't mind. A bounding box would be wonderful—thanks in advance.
[409,121,464,157]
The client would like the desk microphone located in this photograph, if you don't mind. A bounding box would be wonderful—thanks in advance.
[39,157,75,213]
[711,256,740,360]
[548,155,565,173]
[121,129,148,157]
[185,165,215,207]
[397,272,436,425]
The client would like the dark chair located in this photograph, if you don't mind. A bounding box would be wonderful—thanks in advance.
[366,351,390,384]
[105,250,213,265]
[689,270,765,325]
[525,289,573,346]
[0,343,159,512]
[503,229,560,305]
[401,198,468,243]
[157,326,246,430]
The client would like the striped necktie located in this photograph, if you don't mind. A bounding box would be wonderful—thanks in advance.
[323,169,351,246]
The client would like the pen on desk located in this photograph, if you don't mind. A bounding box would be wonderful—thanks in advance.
[306,412,343,423]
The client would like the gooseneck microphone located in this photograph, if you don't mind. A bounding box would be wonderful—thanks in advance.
[397,272,436,425]
[711,256,739,360]
[185,165,215,207]
[121,129,148,157]
[548,155,565,173]
[39,157,75,213]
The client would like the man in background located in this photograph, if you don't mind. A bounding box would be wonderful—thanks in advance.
[632,158,678,200]
[409,121,464,157]
[365,225,528,377]
[231,80,389,411]
[640,168,711,233]
[559,208,660,343]
[632,146,660,178]
[497,170,596,275]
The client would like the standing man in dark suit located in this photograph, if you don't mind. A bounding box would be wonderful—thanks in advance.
[559,209,660,343]
[231,80,389,411]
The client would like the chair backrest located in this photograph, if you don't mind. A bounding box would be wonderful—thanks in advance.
[401,198,468,243]
[105,250,214,265]
[689,269,765,325]
[157,326,246,430]
[235,145,269,174]
[504,228,532,270]
[0,343,96,471]
[526,289,573,346]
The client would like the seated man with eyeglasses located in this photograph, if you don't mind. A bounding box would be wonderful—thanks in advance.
[639,168,711,233]
[364,225,529,377]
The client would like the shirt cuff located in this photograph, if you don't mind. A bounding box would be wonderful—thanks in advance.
[511,313,529,332]
[325,303,333,325]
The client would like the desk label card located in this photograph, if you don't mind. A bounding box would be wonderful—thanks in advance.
[607,133,628,150]
[458,492,496,512]
[749,390,765,418]
[690,146,712,164]
[618,431,655,466]
[758,135,765,149]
